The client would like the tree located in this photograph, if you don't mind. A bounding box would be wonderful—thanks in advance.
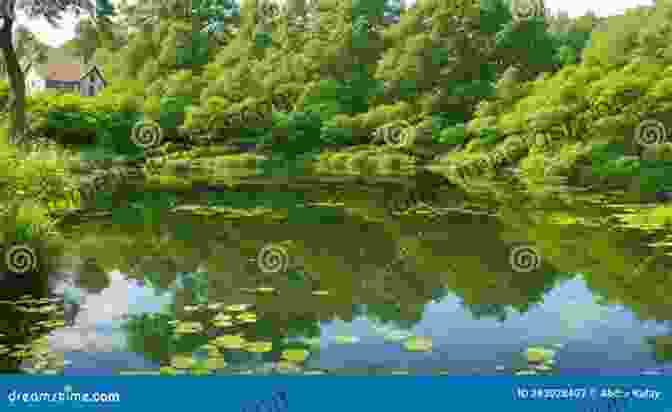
[0,24,47,114]
[0,0,94,143]
[0,24,47,77]
[375,0,499,120]
[95,0,114,18]
[69,18,99,64]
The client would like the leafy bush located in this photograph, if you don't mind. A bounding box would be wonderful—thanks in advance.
[267,111,323,155]
[478,127,500,146]
[0,126,80,212]
[437,124,468,145]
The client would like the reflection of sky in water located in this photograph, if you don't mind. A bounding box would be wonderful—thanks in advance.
[315,277,672,375]
[48,270,173,374]
[44,270,672,375]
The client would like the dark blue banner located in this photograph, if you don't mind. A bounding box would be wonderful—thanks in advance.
[2,377,670,411]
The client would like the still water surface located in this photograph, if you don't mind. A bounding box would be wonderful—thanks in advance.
[2,167,672,376]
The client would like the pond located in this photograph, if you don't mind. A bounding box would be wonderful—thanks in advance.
[1,163,672,376]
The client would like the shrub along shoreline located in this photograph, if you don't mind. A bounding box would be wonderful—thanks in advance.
[1,0,672,226]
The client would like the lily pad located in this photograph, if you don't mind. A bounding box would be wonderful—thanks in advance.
[212,334,247,349]
[525,347,556,363]
[225,304,253,312]
[174,321,204,334]
[383,330,413,342]
[275,361,302,373]
[244,341,273,353]
[212,313,232,322]
[281,349,310,362]
[515,370,538,375]
[212,320,234,328]
[190,366,212,375]
[333,335,359,344]
[37,305,59,314]
[236,312,257,323]
[10,350,32,359]
[402,336,433,352]
[534,364,553,372]
[160,366,179,375]
[204,357,227,370]
[170,354,196,369]
[301,337,321,347]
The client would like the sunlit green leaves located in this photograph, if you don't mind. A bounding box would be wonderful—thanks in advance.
[212,334,247,349]
[402,336,433,352]
[280,348,309,362]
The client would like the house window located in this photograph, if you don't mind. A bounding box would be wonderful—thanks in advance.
[90,85,95,96]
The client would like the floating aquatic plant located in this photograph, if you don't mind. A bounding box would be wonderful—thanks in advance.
[280,349,309,363]
[402,336,433,352]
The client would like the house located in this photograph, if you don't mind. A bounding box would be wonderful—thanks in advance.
[25,60,107,97]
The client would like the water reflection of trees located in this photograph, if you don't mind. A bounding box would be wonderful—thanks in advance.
[0,236,65,373]
[493,193,672,324]
[63,185,672,366]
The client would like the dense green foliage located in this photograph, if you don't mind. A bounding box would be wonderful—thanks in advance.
[13,0,606,158]
[1,0,670,195]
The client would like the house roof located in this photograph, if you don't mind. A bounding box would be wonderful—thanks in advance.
[31,61,106,84]
[80,65,107,86]
[44,63,83,82]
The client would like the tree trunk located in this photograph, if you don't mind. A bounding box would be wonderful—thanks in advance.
[192,2,203,75]
[0,18,26,144]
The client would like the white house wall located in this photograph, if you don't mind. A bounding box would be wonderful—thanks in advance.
[79,70,105,97]
[25,69,45,95]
